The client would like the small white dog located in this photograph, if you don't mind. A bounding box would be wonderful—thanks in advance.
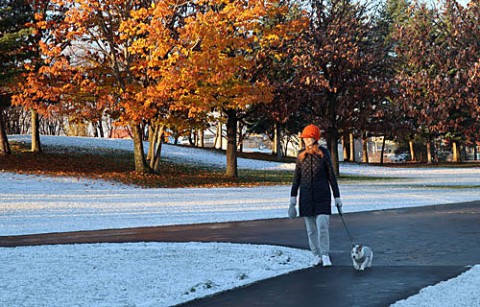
[351,244,373,271]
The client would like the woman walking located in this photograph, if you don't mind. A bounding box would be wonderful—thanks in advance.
[289,124,343,266]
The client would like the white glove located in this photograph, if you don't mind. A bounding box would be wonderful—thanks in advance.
[335,197,343,215]
[288,197,297,219]
[290,197,297,206]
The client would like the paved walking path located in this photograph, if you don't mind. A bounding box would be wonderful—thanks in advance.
[2,201,479,306]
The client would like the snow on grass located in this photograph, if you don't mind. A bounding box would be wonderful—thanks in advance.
[0,242,313,307]
[2,135,480,307]
[2,171,480,236]
[1,170,480,236]
[8,135,290,171]
[390,265,480,307]
[9,135,480,184]
[2,135,480,236]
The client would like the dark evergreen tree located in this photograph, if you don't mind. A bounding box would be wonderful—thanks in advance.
[0,0,34,154]
[0,0,33,87]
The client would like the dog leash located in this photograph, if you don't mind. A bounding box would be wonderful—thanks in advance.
[336,204,355,244]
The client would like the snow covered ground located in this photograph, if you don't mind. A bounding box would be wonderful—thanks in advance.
[391,265,480,307]
[1,135,480,306]
[0,242,312,307]
[3,135,480,236]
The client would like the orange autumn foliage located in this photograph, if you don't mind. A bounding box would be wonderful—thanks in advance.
[15,0,306,126]
[12,0,306,174]
[122,0,307,118]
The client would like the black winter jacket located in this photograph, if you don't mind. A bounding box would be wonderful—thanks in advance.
[290,146,340,216]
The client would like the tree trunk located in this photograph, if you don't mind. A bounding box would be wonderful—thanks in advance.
[327,93,340,176]
[474,144,478,161]
[93,122,99,137]
[31,109,42,153]
[98,120,104,138]
[349,132,355,162]
[152,124,165,172]
[131,124,150,173]
[362,135,369,163]
[426,141,433,164]
[283,138,290,156]
[342,132,349,161]
[0,107,11,155]
[214,122,223,149]
[188,131,194,146]
[193,130,198,147]
[273,123,282,158]
[328,131,340,175]
[380,135,386,165]
[199,129,204,148]
[452,141,461,163]
[409,140,415,161]
[225,109,238,178]
[237,121,243,152]
[147,123,158,162]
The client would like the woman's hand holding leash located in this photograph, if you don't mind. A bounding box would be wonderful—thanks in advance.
[335,197,343,215]
[288,197,297,219]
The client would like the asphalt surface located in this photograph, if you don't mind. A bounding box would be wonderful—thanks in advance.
[2,201,479,307]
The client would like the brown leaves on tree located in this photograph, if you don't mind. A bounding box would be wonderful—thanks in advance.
[393,0,480,141]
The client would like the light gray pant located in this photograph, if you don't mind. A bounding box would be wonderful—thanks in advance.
[304,215,330,257]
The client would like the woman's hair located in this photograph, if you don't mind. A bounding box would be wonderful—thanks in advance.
[298,141,324,162]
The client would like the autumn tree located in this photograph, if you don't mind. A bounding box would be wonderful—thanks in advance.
[243,3,309,158]
[393,0,480,163]
[120,0,202,173]
[297,0,389,174]
[197,0,308,176]
[443,0,480,160]
[463,1,480,154]
[126,0,305,177]
[368,0,415,163]
[21,0,162,173]
[9,0,69,153]
[181,0,263,177]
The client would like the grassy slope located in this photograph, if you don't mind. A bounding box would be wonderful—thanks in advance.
[5,141,476,188]
[1,142,295,188]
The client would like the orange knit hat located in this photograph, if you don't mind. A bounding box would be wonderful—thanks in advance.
[300,124,321,141]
